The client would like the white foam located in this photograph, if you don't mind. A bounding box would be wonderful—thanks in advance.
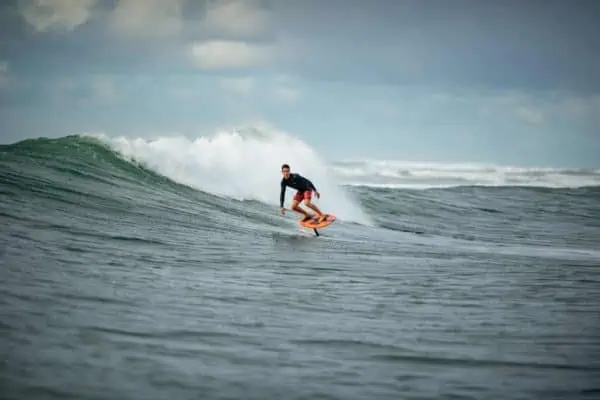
[89,128,373,225]
[331,160,600,189]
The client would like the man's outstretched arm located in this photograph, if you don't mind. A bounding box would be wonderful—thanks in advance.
[280,182,286,208]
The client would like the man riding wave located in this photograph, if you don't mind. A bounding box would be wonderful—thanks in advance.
[279,163,326,222]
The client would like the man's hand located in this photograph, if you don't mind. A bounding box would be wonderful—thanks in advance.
[280,207,286,215]
[314,191,320,199]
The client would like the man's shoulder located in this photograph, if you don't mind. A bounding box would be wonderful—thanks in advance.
[283,173,300,180]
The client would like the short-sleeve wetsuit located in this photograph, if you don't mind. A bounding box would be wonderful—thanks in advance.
[280,173,318,208]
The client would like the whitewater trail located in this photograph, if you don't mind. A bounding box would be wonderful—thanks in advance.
[89,129,374,226]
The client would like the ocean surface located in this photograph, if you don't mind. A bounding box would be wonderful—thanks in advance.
[1,131,599,400]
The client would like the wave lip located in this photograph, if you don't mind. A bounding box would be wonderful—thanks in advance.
[331,160,600,189]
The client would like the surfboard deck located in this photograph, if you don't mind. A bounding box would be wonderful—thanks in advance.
[298,214,336,229]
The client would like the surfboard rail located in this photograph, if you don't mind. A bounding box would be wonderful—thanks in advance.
[298,214,336,235]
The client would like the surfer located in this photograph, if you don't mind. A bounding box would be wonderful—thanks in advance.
[279,163,326,222]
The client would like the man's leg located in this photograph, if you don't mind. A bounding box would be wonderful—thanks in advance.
[303,200,325,218]
[291,196,311,220]
[302,191,325,221]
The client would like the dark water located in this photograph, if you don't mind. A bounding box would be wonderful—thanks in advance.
[1,136,599,400]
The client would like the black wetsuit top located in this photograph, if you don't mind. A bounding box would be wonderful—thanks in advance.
[280,173,317,207]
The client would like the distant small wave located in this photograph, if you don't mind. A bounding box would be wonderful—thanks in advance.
[331,159,600,189]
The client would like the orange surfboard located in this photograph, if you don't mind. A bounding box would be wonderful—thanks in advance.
[299,214,336,235]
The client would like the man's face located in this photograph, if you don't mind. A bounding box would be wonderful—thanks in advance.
[282,167,290,179]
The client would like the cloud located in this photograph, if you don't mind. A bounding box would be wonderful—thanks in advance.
[271,75,301,103]
[43,75,119,106]
[105,0,270,41]
[189,40,271,69]
[516,106,544,124]
[426,91,549,125]
[8,1,600,94]
[557,95,600,119]
[202,0,271,38]
[273,86,301,103]
[217,74,302,103]
[19,0,96,33]
[108,0,184,38]
[219,76,255,94]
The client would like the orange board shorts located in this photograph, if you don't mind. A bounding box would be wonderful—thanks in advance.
[293,190,312,202]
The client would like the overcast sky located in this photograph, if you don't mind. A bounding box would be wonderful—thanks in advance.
[1,0,599,167]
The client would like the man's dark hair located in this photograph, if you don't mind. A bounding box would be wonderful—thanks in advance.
[281,163,290,170]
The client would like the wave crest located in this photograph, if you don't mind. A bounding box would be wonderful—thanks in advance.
[89,128,373,225]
